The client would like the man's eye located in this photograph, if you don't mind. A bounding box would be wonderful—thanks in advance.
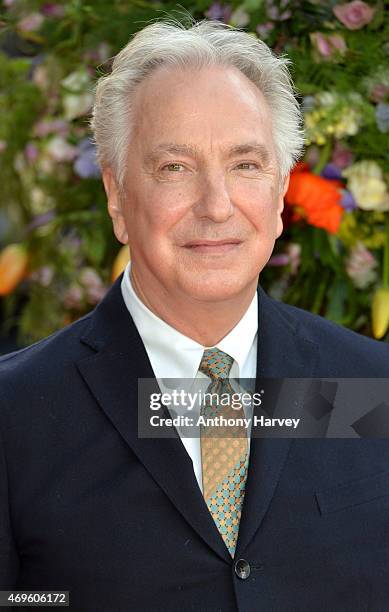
[236,163,259,170]
[161,163,185,172]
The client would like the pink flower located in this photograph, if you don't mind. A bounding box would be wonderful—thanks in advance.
[286,243,301,275]
[17,13,44,32]
[256,22,275,38]
[41,4,65,18]
[79,268,108,305]
[45,137,77,163]
[333,1,375,30]
[266,243,301,273]
[310,32,347,60]
[24,143,39,163]
[313,33,332,56]
[369,84,389,103]
[34,119,69,138]
[331,141,353,169]
[345,242,378,289]
[205,2,232,23]
[63,284,84,310]
[330,34,347,52]
[83,42,112,65]
[29,266,54,287]
[305,146,320,169]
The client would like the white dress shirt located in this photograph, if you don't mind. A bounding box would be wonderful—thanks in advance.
[120,261,258,492]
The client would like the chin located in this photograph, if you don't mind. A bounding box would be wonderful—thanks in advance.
[178,272,252,303]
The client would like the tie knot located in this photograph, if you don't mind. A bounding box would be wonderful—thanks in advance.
[199,348,234,380]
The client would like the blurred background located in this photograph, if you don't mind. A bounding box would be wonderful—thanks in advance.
[0,0,388,355]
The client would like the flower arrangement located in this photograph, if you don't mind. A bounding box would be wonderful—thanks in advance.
[0,0,388,344]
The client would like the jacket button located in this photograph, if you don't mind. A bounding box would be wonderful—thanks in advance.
[234,558,251,580]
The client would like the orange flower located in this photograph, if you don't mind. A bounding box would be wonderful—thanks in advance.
[0,243,29,296]
[285,168,344,234]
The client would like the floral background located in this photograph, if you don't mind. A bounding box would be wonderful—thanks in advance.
[0,0,388,346]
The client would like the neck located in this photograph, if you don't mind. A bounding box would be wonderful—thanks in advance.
[130,265,257,347]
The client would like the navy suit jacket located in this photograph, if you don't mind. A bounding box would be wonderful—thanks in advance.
[1,273,389,611]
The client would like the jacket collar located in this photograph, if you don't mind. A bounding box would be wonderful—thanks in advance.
[76,273,319,562]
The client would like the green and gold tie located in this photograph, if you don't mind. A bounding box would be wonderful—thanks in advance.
[199,347,249,558]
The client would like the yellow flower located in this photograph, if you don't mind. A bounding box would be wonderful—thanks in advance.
[111,245,131,282]
[304,115,315,129]
[372,287,389,339]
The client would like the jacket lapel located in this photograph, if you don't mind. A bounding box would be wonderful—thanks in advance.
[235,285,319,556]
[75,274,319,562]
[76,273,232,563]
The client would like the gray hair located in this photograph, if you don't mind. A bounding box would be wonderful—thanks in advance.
[90,16,305,193]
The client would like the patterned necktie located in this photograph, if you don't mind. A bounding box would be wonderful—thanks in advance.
[198,347,249,558]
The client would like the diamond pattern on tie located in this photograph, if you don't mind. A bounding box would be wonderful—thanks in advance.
[207,454,249,557]
[199,347,249,558]
[199,347,234,379]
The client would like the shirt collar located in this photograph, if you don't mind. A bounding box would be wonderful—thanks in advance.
[120,261,258,380]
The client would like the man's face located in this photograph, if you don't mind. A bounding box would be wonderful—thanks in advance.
[104,64,289,302]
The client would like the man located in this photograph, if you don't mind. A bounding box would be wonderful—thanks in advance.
[1,17,389,612]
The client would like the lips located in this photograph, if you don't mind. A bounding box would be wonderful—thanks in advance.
[184,239,242,248]
[183,239,242,254]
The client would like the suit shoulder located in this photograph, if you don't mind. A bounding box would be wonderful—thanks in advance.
[269,295,389,375]
[0,311,94,382]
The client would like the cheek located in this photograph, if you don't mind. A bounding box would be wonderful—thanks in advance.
[238,185,279,234]
[129,186,190,237]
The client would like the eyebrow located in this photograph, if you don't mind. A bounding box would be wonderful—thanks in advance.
[144,142,272,166]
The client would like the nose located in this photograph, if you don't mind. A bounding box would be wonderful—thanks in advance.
[194,171,234,223]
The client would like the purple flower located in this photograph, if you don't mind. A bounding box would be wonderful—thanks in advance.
[376,103,389,134]
[321,163,343,180]
[34,119,69,138]
[73,139,100,179]
[205,2,232,23]
[304,145,320,168]
[265,0,292,21]
[331,142,353,169]
[256,22,275,38]
[340,189,357,211]
[26,210,56,232]
[41,3,65,18]
[24,143,39,163]
[267,254,290,266]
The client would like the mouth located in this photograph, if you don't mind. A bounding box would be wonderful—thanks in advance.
[183,239,243,254]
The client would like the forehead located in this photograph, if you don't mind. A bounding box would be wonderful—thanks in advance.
[131,64,274,150]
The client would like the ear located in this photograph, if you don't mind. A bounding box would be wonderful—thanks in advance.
[275,173,290,239]
[102,168,129,244]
